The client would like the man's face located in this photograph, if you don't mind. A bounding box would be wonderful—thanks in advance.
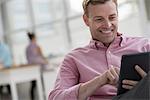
[83,1,118,46]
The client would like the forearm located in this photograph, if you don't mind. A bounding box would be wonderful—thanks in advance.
[78,75,107,100]
[49,84,80,100]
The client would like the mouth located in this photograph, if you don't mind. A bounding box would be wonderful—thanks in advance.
[99,29,114,35]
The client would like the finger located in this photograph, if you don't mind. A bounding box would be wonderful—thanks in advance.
[110,66,118,78]
[109,67,119,83]
[114,67,120,75]
[122,84,133,90]
[107,70,115,84]
[122,80,138,86]
[107,70,115,80]
[135,65,147,78]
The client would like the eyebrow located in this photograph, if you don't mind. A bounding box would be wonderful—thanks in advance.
[93,16,103,18]
[93,14,117,18]
[110,14,117,16]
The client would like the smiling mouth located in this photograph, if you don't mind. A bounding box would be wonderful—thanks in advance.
[99,29,113,34]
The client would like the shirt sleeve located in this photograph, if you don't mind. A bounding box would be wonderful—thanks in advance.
[48,54,81,100]
[144,38,150,52]
[147,39,150,51]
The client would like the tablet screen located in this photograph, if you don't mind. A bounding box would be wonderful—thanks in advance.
[117,52,150,95]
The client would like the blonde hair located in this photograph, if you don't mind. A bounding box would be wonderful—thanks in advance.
[82,0,118,16]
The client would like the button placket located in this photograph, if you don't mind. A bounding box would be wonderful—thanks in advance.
[106,49,112,68]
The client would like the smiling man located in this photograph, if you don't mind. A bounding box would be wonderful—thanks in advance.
[48,0,150,100]
[83,0,118,47]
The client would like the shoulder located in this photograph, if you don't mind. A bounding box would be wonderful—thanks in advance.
[62,45,90,62]
[27,43,38,49]
[123,36,150,51]
[124,36,149,40]
[123,36,150,43]
[69,45,90,56]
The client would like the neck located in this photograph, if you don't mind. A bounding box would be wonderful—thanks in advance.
[93,38,113,47]
[103,43,110,47]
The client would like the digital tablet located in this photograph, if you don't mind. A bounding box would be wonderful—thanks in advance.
[117,52,150,95]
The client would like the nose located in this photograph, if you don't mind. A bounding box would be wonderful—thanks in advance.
[102,20,112,28]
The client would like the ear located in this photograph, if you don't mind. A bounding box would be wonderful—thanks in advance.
[83,14,89,26]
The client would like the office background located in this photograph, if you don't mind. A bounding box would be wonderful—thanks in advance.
[0,0,149,66]
[0,0,150,99]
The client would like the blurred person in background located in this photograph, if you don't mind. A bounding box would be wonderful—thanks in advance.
[48,0,150,100]
[26,32,48,100]
[0,40,13,95]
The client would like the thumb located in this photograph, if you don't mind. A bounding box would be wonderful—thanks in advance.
[135,65,147,78]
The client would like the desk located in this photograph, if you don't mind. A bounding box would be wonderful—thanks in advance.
[0,65,44,100]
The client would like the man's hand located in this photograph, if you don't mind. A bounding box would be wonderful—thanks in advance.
[78,66,119,100]
[122,65,147,90]
[135,65,147,78]
[102,66,120,85]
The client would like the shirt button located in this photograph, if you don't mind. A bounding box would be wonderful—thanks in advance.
[110,65,113,68]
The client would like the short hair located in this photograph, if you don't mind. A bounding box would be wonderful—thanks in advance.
[82,0,118,16]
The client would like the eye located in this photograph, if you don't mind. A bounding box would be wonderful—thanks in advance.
[94,18,104,22]
[109,16,117,21]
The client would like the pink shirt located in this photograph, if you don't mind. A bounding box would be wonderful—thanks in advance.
[49,35,150,100]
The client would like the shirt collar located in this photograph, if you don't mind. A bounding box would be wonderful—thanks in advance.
[89,32,126,50]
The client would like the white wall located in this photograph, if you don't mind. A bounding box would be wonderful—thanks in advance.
[118,14,143,37]
[118,0,150,38]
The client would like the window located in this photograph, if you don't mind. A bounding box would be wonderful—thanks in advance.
[32,0,64,25]
[144,0,150,21]
[35,23,68,55]
[10,31,28,65]
[118,0,138,20]
[1,0,141,65]
[68,0,83,17]
[5,0,30,31]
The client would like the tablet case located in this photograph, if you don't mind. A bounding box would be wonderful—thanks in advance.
[117,52,150,95]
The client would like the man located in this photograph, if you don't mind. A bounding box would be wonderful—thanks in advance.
[49,0,150,100]
[0,41,13,94]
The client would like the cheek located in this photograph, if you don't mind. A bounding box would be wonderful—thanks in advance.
[92,23,102,30]
[112,21,118,28]
[89,23,97,30]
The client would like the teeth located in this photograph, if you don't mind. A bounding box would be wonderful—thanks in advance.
[101,30,111,33]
